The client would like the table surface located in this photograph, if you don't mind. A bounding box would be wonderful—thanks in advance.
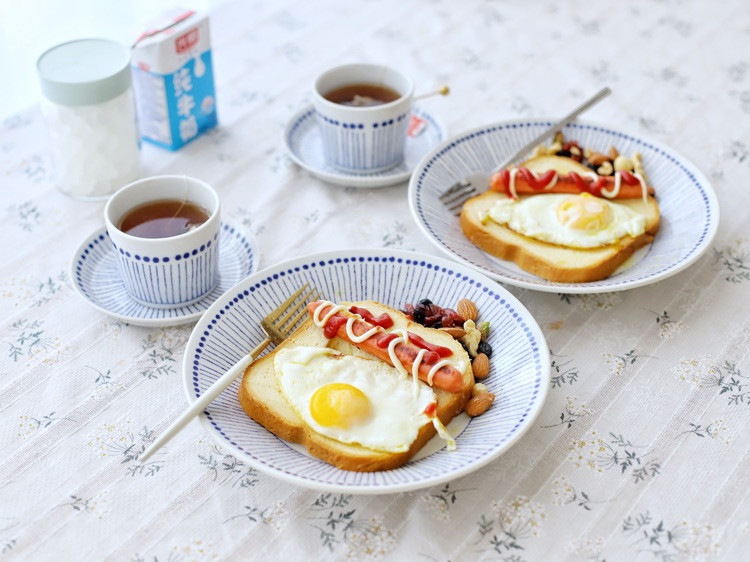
[2,0,749,560]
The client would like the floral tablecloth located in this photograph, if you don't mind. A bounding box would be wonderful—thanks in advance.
[2,0,750,560]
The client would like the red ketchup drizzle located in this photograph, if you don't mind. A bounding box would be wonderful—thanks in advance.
[619,170,640,185]
[423,402,437,417]
[499,168,556,198]
[569,172,588,192]
[422,350,441,365]
[498,169,512,198]
[569,172,604,197]
[376,333,399,349]
[349,306,394,328]
[322,314,347,339]
[407,331,452,358]
[519,168,556,191]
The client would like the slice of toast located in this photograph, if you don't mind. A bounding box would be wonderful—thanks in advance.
[461,191,660,282]
[238,300,474,472]
[460,156,661,283]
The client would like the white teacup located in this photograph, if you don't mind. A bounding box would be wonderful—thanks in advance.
[313,63,414,173]
[104,175,221,308]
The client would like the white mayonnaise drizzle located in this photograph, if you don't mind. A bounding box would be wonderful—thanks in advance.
[346,316,381,343]
[412,349,428,398]
[544,171,558,190]
[634,172,649,204]
[508,167,519,199]
[427,359,453,386]
[600,171,648,203]
[386,329,410,377]
[601,171,622,199]
[313,300,347,326]
[432,416,456,451]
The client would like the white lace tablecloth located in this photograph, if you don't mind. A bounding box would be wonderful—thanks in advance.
[2,0,749,560]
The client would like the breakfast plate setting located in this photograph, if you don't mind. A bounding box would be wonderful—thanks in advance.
[183,249,550,494]
[284,106,446,188]
[409,119,720,293]
[71,221,258,327]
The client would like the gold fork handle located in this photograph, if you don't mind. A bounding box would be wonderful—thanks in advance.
[492,86,612,172]
[139,336,272,463]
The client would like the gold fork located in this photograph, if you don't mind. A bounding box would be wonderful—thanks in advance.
[140,283,320,462]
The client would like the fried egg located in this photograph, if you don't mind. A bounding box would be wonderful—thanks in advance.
[274,346,435,453]
[483,192,647,248]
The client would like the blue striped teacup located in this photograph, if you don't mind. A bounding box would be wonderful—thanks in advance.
[313,63,414,173]
[104,175,221,308]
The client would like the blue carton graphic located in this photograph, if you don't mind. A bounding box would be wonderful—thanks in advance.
[131,10,218,150]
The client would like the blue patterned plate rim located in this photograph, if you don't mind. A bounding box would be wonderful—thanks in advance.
[408,118,720,294]
[182,248,551,494]
[70,220,258,327]
[283,105,447,188]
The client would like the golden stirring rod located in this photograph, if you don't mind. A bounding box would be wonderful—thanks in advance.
[413,85,450,101]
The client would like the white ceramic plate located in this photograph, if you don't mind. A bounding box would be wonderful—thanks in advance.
[183,249,550,494]
[284,106,446,188]
[408,119,720,293]
[71,221,258,327]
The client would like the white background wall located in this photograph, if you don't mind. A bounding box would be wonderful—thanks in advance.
[0,0,226,119]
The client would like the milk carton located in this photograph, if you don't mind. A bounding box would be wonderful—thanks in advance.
[131,9,217,150]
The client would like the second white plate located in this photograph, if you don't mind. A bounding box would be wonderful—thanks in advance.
[408,119,720,293]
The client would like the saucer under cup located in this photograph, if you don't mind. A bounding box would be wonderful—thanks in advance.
[104,175,221,308]
[313,63,414,173]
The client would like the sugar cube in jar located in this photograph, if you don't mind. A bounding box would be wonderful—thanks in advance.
[37,39,141,200]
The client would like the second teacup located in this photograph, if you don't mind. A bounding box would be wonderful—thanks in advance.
[104,175,221,308]
[313,63,414,173]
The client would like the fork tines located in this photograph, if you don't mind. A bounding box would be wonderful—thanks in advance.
[266,284,320,340]
[439,180,478,215]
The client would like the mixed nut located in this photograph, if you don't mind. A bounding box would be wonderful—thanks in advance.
[403,297,496,417]
[533,131,646,179]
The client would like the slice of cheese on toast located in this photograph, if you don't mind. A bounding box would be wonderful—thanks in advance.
[238,300,474,472]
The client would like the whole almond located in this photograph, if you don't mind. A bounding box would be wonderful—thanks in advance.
[466,393,495,417]
[456,298,479,322]
[472,353,490,379]
[587,151,610,166]
[439,327,466,339]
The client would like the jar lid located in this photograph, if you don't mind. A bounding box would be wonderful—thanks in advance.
[37,38,132,106]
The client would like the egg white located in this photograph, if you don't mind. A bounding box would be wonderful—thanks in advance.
[274,346,435,453]
[485,194,647,248]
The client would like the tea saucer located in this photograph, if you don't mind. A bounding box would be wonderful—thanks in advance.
[71,221,258,327]
[283,105,446,188]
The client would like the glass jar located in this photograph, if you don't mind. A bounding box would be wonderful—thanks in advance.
[37,38,141,200]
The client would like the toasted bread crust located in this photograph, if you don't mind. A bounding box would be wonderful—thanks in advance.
[237,301,474,472]
[460,191,660,283]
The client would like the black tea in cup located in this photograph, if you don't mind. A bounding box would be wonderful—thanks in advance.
[324,83,401,107]
[118,199,209,239]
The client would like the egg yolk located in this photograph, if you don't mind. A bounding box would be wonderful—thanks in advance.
[556,193,612,232]
[309,383,372,428]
